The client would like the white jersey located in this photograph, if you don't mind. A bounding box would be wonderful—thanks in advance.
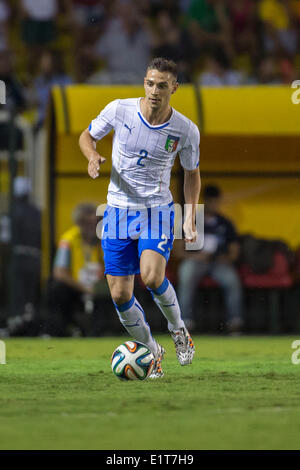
[89,97,200,208]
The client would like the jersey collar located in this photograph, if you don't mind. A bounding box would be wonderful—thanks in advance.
[137,97,172,130]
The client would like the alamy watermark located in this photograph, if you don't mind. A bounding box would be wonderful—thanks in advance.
[0,340,6,364]
[96,203,204,251]
[291,80,300,104]
[0,80,6,105]
[291,340,300,365]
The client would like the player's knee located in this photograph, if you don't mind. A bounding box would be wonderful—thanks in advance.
[141,270,164,290]
[110,289,132,306]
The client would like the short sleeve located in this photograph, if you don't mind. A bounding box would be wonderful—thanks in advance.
[88,99,119,140]
[179,122,200,171]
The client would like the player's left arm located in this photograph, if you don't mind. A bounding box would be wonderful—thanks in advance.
[179,122,201,243]
[183,167,201,243]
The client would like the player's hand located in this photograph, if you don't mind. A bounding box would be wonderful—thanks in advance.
[183,219,197,243]
[88,152,106,179]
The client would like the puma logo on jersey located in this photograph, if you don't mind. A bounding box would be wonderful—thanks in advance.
[124,124,135,134]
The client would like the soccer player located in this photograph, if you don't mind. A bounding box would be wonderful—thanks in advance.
[79,58,200,378]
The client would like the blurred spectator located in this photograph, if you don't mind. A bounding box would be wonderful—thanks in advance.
[0,50,27,150]
[67,0,108,48]
[0,0,10,51]
[0,50,26,112]
[32,50,73,131]
[43,203,110,337]
[70,0,111,83]
[149,0,181,17]
[20,0,59,74]
[150,9,196,82]
[291,0,300,23]
[227,0,259,60]
[198,46,245,86]
[6,177,41,336]
[258,0,299,56]
[74,45,98,83]
[278,55,296,83]
[176,184,243,333]
[71,0,107,29]
[178,0,192,14]
[0,212,10,325]
[251,54,281,84]
[187,0,234,60]
[20,0,58,46]
[89,0,151,84]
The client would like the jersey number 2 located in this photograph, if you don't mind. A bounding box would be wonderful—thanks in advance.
[158,234,168,252]
[137,149,148,167]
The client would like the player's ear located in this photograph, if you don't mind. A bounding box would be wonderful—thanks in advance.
[171,81,179,94]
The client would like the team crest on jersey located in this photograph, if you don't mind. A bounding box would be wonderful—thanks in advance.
[165,135,179,153]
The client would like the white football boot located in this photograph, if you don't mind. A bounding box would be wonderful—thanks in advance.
[171,327,195,366]
[149,343,165,379]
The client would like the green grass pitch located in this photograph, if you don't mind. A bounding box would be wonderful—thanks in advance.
[0,335,300,450]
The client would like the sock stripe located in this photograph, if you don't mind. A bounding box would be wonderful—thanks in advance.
[151,277,169,296]
[134,302,145,315]
[149,278,185,332]
[113,295,134,312]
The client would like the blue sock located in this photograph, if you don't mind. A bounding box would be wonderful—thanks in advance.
[114,295,158,355]
[149,278,185,332]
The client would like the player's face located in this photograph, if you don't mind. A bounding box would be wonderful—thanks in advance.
[144,69,178,111]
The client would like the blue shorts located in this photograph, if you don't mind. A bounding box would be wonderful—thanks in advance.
[101,203,175,276]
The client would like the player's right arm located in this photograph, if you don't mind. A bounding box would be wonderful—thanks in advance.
[79,99,119,179]
[79,129,106,179]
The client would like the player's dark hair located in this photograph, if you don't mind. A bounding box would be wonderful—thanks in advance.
[147,57,178,80]
[203,185,222,199]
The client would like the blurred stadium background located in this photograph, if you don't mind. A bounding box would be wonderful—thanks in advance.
[1,0,300,337]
